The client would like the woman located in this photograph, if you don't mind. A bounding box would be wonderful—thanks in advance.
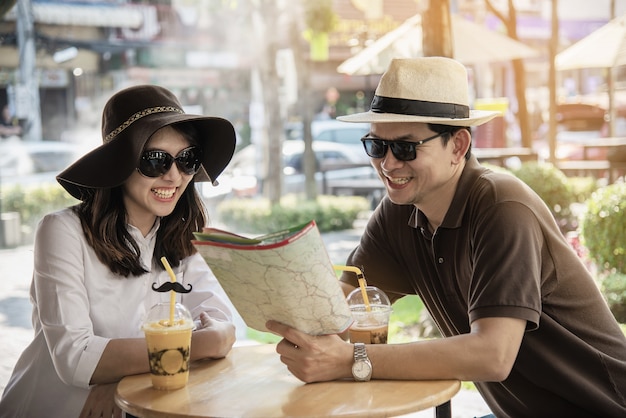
[0,85,237,417]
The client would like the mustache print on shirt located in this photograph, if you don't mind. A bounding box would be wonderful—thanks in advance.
[151,281,193,294]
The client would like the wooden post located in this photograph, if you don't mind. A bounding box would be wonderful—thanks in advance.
[422,0,453,58]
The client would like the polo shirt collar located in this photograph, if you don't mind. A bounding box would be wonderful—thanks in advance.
[409,155,487,230]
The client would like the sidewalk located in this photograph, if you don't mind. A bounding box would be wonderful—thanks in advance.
[0,244,37,395]
[0,223,491,417]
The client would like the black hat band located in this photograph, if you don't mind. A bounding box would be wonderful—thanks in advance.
[370,95,470,119]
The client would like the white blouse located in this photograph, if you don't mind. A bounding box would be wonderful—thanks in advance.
[0,208,233,417]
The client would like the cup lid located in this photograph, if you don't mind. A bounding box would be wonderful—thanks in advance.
[346,286,391,307]
[143,302,193,328]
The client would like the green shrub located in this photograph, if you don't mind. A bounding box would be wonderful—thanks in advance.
[1,183,78,243]
[388,295,424,343]
[511,162,577,232]
[568,176,601,204]
[600,272,626,323]
[580,181,626,274]
[215,194,370,234]
[481,162,513,175]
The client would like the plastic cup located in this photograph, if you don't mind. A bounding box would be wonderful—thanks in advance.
[142,302,193,390]
[346,286,392,344]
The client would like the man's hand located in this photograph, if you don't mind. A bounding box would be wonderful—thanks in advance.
[266,320,354,383]
[79,382,123,418]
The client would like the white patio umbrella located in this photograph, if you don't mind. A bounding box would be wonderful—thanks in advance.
[337,14,539,76]
[555,13,626,136]
[555,14,626,70]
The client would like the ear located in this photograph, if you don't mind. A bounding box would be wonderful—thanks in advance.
[451,129,471,163]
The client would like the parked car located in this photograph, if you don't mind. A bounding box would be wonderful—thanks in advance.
[285,120,370,146]
[203,140,377,199]
[311,120,370,146]
[0,139,90,187]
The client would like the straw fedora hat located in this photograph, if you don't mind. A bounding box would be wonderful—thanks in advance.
[57,85,236,200]
[338,57,498,126]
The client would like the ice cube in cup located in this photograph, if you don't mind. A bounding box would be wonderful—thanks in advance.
[346,286,392,344]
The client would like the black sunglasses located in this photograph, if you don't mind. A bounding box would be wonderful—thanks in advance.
[361,132,446,161]
[138,146,203,178]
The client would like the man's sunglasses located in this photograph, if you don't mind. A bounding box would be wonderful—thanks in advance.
[361,132,446,161]
[138,146,203,178]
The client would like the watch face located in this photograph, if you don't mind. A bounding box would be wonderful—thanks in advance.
[352,360,372,380]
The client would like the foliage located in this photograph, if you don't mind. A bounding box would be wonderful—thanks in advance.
[1,184,78,243]
[2,185,366,245]
[215,194,370,234]
[511,162,577,232]
[568,176,601,203]
[481,163,599,208]
[246,328,281,344]
[580,181,626,274]
[599,272,626,323]
[481,162,513,175]
[388,295,423,343]
[304,0,337,33]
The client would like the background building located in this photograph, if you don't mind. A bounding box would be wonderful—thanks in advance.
[1,0,625,146]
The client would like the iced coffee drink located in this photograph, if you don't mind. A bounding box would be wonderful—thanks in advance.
[348,306,391,344]
[346,286,392,344]
[143,302,193,390]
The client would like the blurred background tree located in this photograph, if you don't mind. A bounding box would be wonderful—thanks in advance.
[422,0,453,57]
[485,0,532,149]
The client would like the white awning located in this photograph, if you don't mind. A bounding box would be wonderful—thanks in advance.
[4,3,143,28]
[556,13,626,70]
[338,14,540,76]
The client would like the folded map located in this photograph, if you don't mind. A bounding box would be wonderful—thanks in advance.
[193,221,353,335]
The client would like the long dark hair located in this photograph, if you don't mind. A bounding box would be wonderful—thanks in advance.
[73,124,208,277]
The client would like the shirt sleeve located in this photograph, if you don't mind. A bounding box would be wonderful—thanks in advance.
[179,252,234,323]
[32,211,110,389]
[467,200,543,329]
[340,199,417,303]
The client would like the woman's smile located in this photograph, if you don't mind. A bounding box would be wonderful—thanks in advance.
[151,186,178,200]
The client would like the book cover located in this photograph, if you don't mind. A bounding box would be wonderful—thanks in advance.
[192,220,353,335]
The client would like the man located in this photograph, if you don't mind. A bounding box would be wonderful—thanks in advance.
[267,57,626,417]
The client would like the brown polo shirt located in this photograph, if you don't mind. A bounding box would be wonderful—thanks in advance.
[342,156,626,416]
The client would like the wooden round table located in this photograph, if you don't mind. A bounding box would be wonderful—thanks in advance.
[116,344,460,418]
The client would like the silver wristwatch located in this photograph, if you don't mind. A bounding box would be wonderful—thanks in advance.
[351,342,372,382]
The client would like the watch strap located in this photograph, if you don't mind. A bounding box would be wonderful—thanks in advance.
[354,342,368,362]
[352,342,372,381]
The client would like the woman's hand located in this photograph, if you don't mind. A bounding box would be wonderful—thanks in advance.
[79,382,123,418]
[190,312,236,360]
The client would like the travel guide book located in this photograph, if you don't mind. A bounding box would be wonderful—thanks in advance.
[192,220,353,336]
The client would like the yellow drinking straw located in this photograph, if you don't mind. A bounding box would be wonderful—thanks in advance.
[160,256,177,326]
[333,265,371,312]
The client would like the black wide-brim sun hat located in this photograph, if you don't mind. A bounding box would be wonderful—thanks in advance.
[57,85,236,200]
